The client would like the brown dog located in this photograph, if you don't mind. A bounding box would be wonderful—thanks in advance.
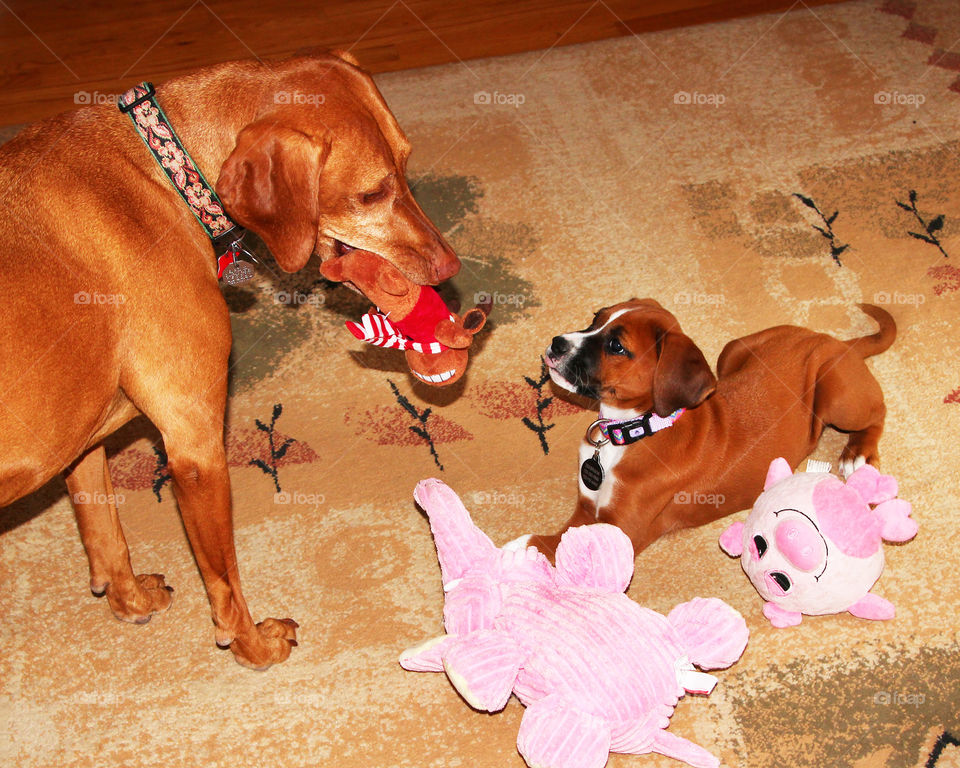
[0,51,458,668]
[526,299,894,559]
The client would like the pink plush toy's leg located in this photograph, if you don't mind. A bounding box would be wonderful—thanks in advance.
[517,695,611,768]
[442,629,525,712]
[763,602,803,627]
[847,592,895,621]
[651,731,721,768]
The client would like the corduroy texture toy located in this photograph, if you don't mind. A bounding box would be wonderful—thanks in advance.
[719,458,918,628]
[320,249,489,385]
[401,479,749,768]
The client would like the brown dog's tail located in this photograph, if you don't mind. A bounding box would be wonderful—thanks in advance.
[846,304,896,358]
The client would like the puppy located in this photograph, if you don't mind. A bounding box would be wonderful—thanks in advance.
[528,299,895,559]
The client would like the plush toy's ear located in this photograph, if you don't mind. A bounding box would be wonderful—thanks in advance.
[652,327,717,417]
[376,265,414,297]
[764,457,793,490]
[667,597,749,670]
[718,521,745,557]
[319,258,346,282]
[554,524,634,593]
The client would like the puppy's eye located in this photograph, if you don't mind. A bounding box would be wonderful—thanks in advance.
[606,337,627,355]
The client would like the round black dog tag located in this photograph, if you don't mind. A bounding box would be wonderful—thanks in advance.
[580,454,604,491]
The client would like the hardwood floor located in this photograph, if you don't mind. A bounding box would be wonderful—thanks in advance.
[1,0,844,125]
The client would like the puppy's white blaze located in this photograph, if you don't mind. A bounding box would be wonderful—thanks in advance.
[560,306,641,351]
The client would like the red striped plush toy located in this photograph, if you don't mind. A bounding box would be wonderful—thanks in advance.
[320,249,489,386]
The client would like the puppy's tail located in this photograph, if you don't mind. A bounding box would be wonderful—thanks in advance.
[846,304,896,359]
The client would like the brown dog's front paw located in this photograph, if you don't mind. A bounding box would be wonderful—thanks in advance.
[229,617,299,670]
[104,573,174,624]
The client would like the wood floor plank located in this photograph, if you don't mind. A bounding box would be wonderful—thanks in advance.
[0,0,845,125]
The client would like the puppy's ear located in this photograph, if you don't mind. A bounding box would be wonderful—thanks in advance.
[217,121,330,273]
[652,328,717,416]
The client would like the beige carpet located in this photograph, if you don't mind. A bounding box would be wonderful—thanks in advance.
[2,1,960,766]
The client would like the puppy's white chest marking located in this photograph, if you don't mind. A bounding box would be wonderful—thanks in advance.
[578,439,626,514]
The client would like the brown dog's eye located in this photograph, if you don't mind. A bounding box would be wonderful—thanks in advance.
[361,187,386,205]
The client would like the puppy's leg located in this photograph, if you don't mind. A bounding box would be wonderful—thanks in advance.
[528,497,597,562]
[65,445,173,623]
[814,355,886,475]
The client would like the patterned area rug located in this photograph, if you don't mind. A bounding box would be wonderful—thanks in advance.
[2,1,959,766]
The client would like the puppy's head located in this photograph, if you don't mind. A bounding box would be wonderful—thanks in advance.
[544,298,717,415]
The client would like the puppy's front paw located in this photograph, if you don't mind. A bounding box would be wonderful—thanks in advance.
[103,573,174,624]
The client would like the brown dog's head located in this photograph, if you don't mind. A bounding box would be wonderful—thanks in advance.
[543,298,717,416]
[216,51,458,285]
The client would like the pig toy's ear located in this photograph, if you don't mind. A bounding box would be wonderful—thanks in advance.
[719,521,745,557]
[764,457,793,490]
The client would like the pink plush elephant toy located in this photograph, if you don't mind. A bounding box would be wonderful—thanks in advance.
[401,479,749,768]
[719,458,918,628]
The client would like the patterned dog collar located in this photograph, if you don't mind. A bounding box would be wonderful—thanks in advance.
[597,408,685,446]
[118,82,251,283]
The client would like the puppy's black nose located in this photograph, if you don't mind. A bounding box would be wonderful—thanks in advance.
[550,336,570,356]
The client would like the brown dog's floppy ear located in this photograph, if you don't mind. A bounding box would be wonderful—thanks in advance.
[217,121,329,273]
[652,328,717,417]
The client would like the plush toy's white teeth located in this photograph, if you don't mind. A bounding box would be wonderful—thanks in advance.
[413,369,456,383]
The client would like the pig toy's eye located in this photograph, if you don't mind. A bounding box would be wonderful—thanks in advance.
[770,571,792,592]
[753,534,768,558]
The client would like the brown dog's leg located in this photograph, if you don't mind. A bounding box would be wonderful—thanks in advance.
[65,445,173,623]
[163,425,298,669]
[815,355,887,473]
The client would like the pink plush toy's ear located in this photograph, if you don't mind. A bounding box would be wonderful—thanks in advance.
[718,521,745,557]
[554,524,634,593]
[667,597,749,671]
[764,457,793,490]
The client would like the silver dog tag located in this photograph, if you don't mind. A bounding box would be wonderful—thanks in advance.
[222,258,254,285]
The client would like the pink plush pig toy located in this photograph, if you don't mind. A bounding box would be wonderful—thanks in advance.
[402,479,749,768]
[719,458,918,628]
